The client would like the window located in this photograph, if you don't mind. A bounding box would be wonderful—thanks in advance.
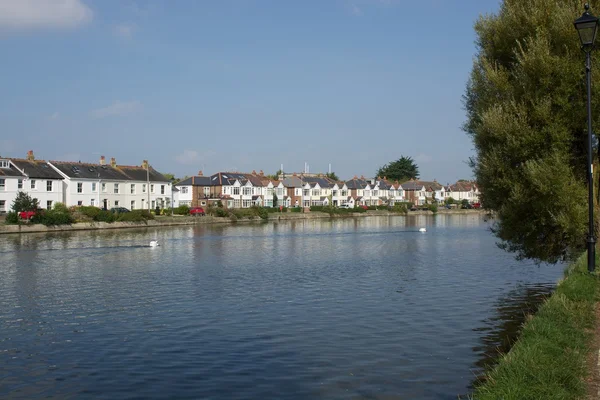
[131,200,135,210]
[47,200,53,209]
[277,188,284,197]
[151,184,154,193]
[0,200,5,212]
[91,198,95,206]
[131,184,135,194]
[142,184,146,193]
[243,187,252,195]
[31,180,36,189]
[201,201,206,206]
[102,183,106,192]
[233,187,240,195]
[313,189,321,196]
[77,201,82,206]
[114,183,119,194]
[243,199,252,208]
[0,179,4,191]
[77,183,83,193]
[203,187,210,196]
[115,201,119,206]
[0,160,8,168]
[266,188,273,196]
[181,187,188,194]
[234,199,241,208]
[151,200,155,208]
[303,189,309,197]
[92,182,97,192]
[333,190,338,196]
[18,179,22,189]
[47,181,52,191]
[161,185,165,195]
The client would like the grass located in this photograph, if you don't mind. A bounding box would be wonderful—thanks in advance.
[472,256,599,400]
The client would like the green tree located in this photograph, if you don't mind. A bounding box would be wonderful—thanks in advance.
[11,191,39,212]
[445,197,455,205]
[376,156,419,182]
[266,169,283,180]
[464,0,592,263]
[326,172,339,181]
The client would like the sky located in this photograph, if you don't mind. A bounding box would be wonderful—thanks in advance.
[0,0,501,183]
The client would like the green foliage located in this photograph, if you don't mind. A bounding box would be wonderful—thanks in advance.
[215,208,227,217]
[428,203,438,213]
[251,206,269,220]
[11,191,39,212]
[116,210,154,222]
[445,197,455,205]
[290,207,302,213]
[464,0,593,263]
[52,202,69,213]
[472,256,599,399]
[461,199,470,207]
[5,211,19,224]
[95,210,116,222]
[326,172,339,181]
[375,156,419,182]
[174,205,190,215]
[38,209,74,226]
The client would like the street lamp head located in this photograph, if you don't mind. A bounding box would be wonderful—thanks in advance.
[575,3,599,51]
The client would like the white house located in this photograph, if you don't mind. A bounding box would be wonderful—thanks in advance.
[0,151,64,213]
[48,157,172,210]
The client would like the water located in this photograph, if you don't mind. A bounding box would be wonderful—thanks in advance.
[0,215,564,399]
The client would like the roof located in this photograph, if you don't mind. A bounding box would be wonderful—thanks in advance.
[400,180,426,190]
[176,176,212,186]
[0,162,24,177]
[345,178,368,189]
[302,176,335,188]
[210,172,248,186]
[10,159,63,179]
[281,176,303,188]
[49,161,169,182]
[252,195,261,200]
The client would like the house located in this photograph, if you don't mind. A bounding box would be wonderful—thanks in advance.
[400,180,427,205]
[174,172,212,208]
[345,176,369,206]
[417,180,445,203]
[281,175,303,207]
[48,156,172,210]
[446,181,480,203]
[0,151,65,213]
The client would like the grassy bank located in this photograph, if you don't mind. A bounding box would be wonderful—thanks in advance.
[472,256,599,399]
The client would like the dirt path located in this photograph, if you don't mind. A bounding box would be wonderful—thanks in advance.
[586,303,600,399]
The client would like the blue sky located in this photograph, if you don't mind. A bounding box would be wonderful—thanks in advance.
[0,0,500,183]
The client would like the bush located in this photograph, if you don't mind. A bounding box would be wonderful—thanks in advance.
[428,204,438,213]
[117,210,152,223]
[95,210,116,223]
[252,206,269,220]
[174,205,190,215]
[215,208,228,217]
[392,204,408,214]
[290,207,302,213]
[5,211,19,224]
[77,206,102,220]
[52,202,69,213]
[38,209,74,226]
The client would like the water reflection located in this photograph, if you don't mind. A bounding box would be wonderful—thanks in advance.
[0,216,564,399]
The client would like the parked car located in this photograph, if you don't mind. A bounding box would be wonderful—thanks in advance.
[339,204,353,209]
[462,203,473,209]
[110,207,130,213]
[190,207,206,216]
[18,209,41,220]
[473,202,481,209]
[359,205,368,210]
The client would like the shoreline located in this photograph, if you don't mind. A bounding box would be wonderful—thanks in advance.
[0,209,487,235]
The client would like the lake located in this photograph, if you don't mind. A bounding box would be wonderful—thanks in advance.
[0,215,564,399]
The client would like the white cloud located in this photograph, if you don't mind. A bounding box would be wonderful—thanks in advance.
[351,4,363,16]
[90,100,142,119]
[0,0,93,30]
[175,150,202,166]
[113,23,135,39]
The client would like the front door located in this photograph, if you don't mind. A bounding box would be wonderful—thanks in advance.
[103,199,108,210]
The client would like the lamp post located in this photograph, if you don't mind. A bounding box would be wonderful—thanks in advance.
[575,3,599,273]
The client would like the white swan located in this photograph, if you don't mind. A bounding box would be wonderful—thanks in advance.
[419,228,427,233]
[149,240,160,247]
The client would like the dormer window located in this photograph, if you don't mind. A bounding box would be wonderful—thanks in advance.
[0,160,9,169]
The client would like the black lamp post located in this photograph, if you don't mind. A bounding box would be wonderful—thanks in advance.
[575,3,599,273]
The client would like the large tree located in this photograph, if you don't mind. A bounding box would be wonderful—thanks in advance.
[465,0,597,263]
[376,156,419,182]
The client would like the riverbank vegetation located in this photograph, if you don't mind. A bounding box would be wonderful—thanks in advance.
[472,257,599,399]
[465,0,593,264]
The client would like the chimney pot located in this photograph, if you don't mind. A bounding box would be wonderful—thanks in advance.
[198,170,203,176]
[99,156,106,165]
[110,157,116,167]
[26,150,34,161]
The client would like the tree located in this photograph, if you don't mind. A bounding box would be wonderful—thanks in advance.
[266,169,283,180]
[11,191,39,212]
[445,197,455,205]
[326,172,339,181]
[464,0,592,263]
[376,156,419,182]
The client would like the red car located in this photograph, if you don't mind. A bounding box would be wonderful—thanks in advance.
[18,210,39,220]
[359,205,368,210]
[473,203,481,209]
[189,207,205,216]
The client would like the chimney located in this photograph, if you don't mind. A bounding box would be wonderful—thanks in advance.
[26,150,34,161]
[360,175,365,179]
[259,170,264,176]
[99,155,106,165]
[353,175,358,179]
[198,170,203,176]
[110,157,116,167]
[142,160,148,169]
[252,170,257,175]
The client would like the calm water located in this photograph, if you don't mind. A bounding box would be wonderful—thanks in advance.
[0,215,564,399]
